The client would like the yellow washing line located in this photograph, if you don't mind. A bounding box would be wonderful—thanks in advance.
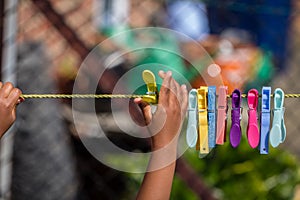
[234,94,300,98]
[21,94,144,99]
[20,94,300,99]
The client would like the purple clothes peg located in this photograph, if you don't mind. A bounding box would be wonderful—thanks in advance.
[230,89,242,148]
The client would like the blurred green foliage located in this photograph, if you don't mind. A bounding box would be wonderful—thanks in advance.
[178,137,300,200]
[124,136,300,200]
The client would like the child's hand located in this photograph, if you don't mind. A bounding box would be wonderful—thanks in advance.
[134,71,188,149]
[0,82,23,137]
[135,71,188,200]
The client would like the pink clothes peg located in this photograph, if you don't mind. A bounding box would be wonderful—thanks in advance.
[216,86,228,145]
[247,89,260,148]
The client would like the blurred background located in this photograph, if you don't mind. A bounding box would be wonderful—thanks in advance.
[0,0,299,199]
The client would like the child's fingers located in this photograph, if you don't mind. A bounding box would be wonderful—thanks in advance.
[158,70,167,79]
[17,97,25,104]
[180,84,188,116]
[160,71,172,103]
[8,88,22,107]
[134,98,152,125]
[175,80,182,104]
[170,78,177,97]
[11,106,17,119]
[0,82,3,89]
[169,78,180,105]
[0,82,14,98]
[134,98,149,111]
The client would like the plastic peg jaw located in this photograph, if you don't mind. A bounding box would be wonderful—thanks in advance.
[142,70,158,104]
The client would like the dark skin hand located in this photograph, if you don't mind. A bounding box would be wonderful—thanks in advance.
[135,71,188,200]
[0,82,23,137]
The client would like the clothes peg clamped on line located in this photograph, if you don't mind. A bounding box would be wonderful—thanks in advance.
[142,70,158,104]
[208,86,216,149]
[247,89,260,148]
[216,86,228,145]
[270,88,286,148]
[197,87,209,155]
[260,87,271,154]
[186,89,198,148]
[230,89,242,148]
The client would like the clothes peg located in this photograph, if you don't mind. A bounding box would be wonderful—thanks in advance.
[197,87,209,154]
[247,89,260,148]
[270,88,286,148]
[260,87,271,154]
[216,86,228,145]
[142,70,158,104]
[208,86,216,149]
[186,89,198,148]
[230,89,242,148]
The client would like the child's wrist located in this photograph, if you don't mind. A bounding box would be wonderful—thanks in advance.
[149,139,178,170]
[151,135,178,151]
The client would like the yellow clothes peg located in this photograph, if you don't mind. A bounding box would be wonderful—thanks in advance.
[197,86,209,154]
[142,70,158,104]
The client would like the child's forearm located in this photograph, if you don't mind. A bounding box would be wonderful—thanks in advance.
[136,139,178,200]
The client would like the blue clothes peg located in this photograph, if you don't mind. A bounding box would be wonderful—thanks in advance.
[260,87,271,154]
[208,86,216,148]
